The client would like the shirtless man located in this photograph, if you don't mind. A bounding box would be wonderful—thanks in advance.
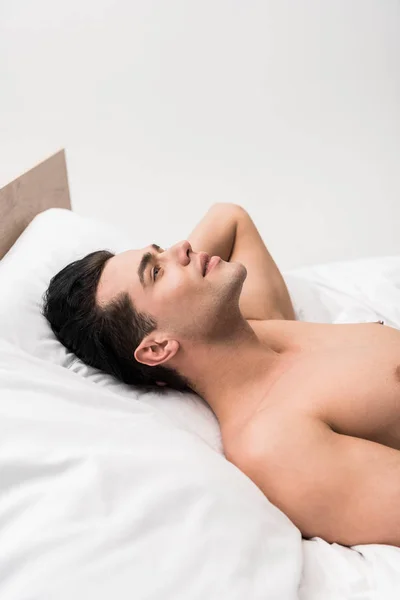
[43,203,400,548]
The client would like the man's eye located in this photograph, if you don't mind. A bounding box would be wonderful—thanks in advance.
[153,266,161,281]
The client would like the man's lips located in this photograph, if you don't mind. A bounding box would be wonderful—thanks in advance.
[204,255,221,275]
[200,252,210,276]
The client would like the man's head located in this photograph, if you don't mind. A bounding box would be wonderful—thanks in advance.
[42,241,247,391]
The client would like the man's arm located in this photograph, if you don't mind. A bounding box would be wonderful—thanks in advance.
[187,202,295,321]
[234,414,400,547]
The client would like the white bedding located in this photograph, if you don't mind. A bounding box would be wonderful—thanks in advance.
[0,209,399,599]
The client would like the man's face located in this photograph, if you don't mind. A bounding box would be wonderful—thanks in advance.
[96,240,247,342]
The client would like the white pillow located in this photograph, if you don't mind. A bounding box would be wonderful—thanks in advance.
[0,208,136,364]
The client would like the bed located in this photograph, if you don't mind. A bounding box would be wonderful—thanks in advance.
[1,151,400,599]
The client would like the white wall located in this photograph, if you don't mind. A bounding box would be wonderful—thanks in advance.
[1,0,399,270]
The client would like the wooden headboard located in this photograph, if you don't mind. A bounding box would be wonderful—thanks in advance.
[0,150,72,260]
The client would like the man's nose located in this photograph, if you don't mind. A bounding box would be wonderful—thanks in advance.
[167,240,192,260]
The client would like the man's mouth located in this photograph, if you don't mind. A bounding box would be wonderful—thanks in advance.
[200,253,210,276]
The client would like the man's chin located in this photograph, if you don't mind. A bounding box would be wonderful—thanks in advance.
[229,262,248,289]
[237,262,248,278]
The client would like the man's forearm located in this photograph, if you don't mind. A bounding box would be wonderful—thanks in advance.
[187,203,240,261]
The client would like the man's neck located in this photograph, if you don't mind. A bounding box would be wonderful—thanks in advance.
[175,318,280,430]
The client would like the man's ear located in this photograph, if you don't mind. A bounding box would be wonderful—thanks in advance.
[134,336,179,367]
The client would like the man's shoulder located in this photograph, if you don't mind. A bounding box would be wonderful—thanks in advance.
[224,407,299,467]
[224,409,333,512]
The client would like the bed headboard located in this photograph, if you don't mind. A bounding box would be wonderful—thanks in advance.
[0,150,71,260]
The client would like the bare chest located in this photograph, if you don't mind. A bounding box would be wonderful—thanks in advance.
[256,321,400,450]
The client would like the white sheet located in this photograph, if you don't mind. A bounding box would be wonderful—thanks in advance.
[1,209,400,598]
[0,340,301,600]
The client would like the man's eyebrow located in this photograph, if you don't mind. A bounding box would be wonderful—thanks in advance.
[138,244,163,288]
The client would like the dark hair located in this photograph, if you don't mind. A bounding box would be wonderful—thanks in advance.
[42,250,191,392]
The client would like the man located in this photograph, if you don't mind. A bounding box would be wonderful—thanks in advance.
[43,202,400,548]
